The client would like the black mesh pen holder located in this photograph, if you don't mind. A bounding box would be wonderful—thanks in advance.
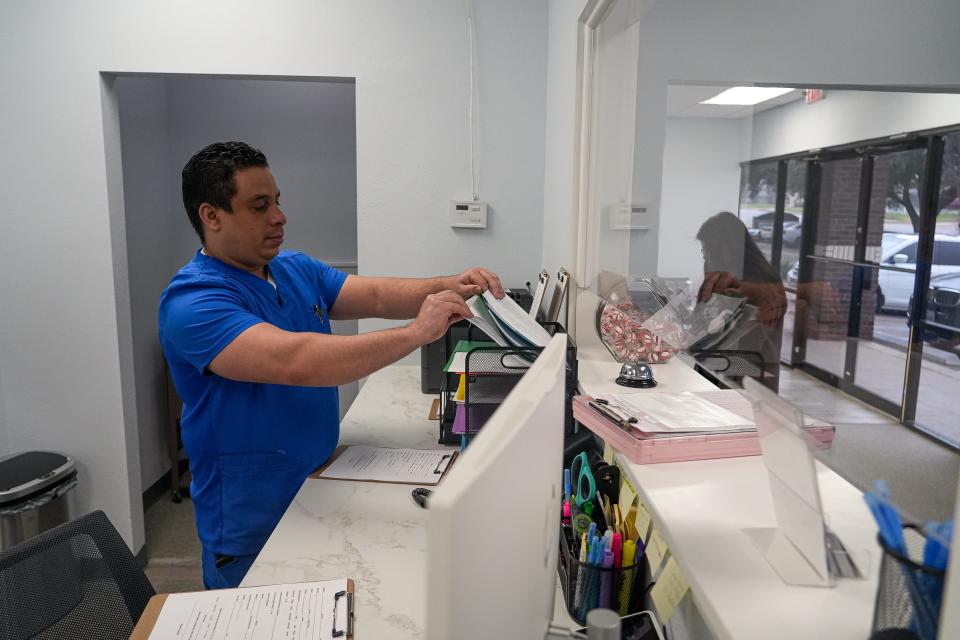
[557,522,649,626]
[871,524,946,640]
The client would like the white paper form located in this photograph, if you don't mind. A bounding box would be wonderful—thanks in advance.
[596,391,753,434]
[148,579,349,640]
[317,445,454,485]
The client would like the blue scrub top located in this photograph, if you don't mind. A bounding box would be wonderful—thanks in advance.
[159,249,348,557]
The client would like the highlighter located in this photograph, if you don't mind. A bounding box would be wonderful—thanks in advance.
[618,539,637,616]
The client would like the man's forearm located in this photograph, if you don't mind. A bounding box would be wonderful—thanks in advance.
[371,276,455,319]
[282,325,426,387]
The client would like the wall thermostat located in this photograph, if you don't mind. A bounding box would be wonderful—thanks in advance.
[450,200,488,229]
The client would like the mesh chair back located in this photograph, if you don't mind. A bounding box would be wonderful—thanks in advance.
[0,510,155,640]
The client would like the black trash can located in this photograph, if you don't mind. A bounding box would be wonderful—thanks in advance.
[0,451,78,551]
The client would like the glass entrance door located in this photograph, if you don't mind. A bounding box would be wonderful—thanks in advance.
[794,145,928,417]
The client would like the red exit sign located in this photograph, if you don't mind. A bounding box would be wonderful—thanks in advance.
[805,89,826,104]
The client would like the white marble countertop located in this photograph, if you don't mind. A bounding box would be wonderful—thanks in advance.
[242,364,578,638]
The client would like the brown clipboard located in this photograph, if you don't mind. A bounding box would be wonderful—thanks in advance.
[310,445,458,486]
[130,579,355,639]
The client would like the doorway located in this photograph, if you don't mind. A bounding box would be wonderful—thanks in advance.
[751,131,960,446]
[105,73,359,499]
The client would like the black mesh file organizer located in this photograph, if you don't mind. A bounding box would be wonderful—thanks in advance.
[0,510,156,640]
[438,323,577,446]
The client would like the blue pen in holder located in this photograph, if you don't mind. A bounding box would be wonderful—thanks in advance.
[872,523,947,640]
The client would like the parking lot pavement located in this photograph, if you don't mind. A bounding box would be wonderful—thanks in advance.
[872,314,959,367]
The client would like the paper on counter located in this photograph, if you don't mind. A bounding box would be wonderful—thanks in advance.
[148,579,348,640]
[316,445,455,485]
[595,391,753,434]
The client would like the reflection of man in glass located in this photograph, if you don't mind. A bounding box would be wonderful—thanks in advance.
[696,212,787,390]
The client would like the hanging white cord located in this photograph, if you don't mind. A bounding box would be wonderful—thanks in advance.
[467,0,479,201]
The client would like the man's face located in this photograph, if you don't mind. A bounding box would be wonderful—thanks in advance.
[207,166,286,269]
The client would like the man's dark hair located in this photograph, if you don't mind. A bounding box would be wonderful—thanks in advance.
[181,141,269,241]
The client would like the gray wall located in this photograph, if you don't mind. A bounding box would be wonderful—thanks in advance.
[116,78,179,493]
[749,90,960,160]
[117,76,359,493]
[657,117,743,280]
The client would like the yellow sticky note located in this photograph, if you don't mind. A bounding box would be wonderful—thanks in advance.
[455,374,466,402]
[602,442,615,464]
[633,501,653,542]
[650,556,689,623]
[645,525,668,573]
[618,473,637,517]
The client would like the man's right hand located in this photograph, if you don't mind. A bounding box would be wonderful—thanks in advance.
[408,291,473,344]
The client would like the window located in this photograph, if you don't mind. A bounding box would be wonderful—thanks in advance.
[934,241,960,266]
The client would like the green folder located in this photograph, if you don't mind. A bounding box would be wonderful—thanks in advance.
[442,340,500,373]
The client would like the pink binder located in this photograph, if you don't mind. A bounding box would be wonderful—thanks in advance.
[572,395,834,465]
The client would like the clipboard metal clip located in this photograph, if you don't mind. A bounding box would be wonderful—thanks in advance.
[433,454,451,474]
[332,589,354,638]
[589,399,638,432]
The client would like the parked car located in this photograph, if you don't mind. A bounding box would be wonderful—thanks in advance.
[909,271,960,359]
[786,260,799,287]
[876,234,960,312]
[748,227,762,241]
[782,221,803,247]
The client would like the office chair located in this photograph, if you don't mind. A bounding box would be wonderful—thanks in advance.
[0,510,155,639]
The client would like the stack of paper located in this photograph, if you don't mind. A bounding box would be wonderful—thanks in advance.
[466,291,553,348]
[594,391,755,435]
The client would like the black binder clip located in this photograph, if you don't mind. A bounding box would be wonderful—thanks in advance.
[332,589,354,638]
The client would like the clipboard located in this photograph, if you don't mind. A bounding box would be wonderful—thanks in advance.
[529,269,549,320]
[130,579,356,639]
[310,445,459,485]
[545,268,569,324]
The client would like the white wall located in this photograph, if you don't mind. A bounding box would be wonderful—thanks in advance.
[0,0,549,551]
[658,118,742,280]
[749,90,960,160]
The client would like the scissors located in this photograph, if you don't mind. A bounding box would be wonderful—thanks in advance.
[570,452,596,511]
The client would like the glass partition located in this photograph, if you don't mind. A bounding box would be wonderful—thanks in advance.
[577,0,960,450]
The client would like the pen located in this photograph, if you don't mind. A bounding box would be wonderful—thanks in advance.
[564,468,572,505]
[599,549,614,609]
[573,533,587,614]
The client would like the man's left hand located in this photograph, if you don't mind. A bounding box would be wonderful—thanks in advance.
[450,267,504,300]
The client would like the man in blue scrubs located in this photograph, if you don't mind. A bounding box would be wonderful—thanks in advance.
[159,141,503,589]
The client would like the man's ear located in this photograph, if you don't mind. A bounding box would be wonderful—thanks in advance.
[198,203,221,234]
